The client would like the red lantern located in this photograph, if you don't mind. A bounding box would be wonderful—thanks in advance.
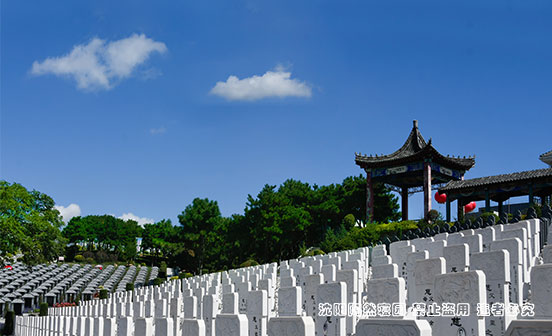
[464,202,477,213]
[434,192,447,204]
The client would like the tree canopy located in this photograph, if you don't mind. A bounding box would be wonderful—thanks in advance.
[2,175,401,275]
[0,181,66,265]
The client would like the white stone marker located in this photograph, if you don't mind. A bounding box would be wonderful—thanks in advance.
[203,294,219,336]
[371,264,398,279]
[471,250,511,336]
[405,251,429,305]
[490,238,523,306]
[135,317,154,336]
[356,318,432,336]
[215,314,248,336]
[278,287,302,316]
[182,318,207,336]
[267,316,315,336]
[504,319,552,336]
[337,269,358,335]
[531,264,552,319]
[321,264,336,283]
[426,240,446,258]
[247,290,268,336]
[444,244,469,273]
[365,277,406,318]
[413,257,446,324]
[500,228,529,283]
[117,316,134,336]
[315,282,346,336]
[433,270,486,336]
[461,234,483,255]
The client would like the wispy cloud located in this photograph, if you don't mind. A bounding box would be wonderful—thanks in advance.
[149,127,167,135]
[119,212,155,227]
[31,34,167,91]
[54,203,81,223]
[210,66,312,101]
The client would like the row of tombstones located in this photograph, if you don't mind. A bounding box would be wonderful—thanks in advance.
[12,218,552,335]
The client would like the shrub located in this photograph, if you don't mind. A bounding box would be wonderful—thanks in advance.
[85,257,95,264]
[125,283,134,291]
[159,261,168,278]
[170,276,179,281]
[74,255,85,263]
[39,302,48,316]
[3,310,15,335]
[153,278,164,286]
[240,259,259,268]
[99,289,108,300]
[178,272,193,279]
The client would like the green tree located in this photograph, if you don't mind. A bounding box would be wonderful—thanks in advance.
[0,181,66,266]
[177,198,222,274]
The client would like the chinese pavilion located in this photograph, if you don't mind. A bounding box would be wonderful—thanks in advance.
[355,120,475,222]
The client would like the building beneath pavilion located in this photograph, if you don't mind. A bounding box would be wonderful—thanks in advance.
[355,120,475,223]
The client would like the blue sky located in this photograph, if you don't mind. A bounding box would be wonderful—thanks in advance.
[2,0,551,224]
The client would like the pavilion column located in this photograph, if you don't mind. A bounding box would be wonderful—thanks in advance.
[457,198,465,222]
[423,161,432,217]
[366,170,374,224]
[485,189,491,213]
[401,187,409,221]
[498,200,504,218]
[529,184,534,205]
[446,197,451,222]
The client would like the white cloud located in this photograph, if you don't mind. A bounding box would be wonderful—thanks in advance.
[119,213,155,226]
[210,67,312,101]
[54,203,81,223]
[149,127,167,135]
[31,34,167,91]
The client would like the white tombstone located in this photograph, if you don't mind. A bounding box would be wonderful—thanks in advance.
[336,269,358,335]
[278,287,302,316]
[117,316,134,336]
[530,264,552,318]
[135,318,154,336]
[426,240,446,258]
[405,251,428,305]
[247,290,268,336]
[500,228,530,283]
[315,282,346,336]
[182,318,206,336]
[504,320,552,336]
[543,245,552,264]
[412,257,446,324]
[215,313,248,336]
[365,277,406,318]
[433,270,486,336]
[203,294,219,336]
[372,255,392,266]
[471,250,511,336]
[155,317,174,336]
[355,318,432,336]
[443,244,469,273]
[490,238,523,305]
[321,264,336,283]
[461,234,483,255]
[223,293,239,314]
[267,316,315,336]
[371,264,398,279]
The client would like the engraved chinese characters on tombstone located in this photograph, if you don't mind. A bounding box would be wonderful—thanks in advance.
[433,270,486,336]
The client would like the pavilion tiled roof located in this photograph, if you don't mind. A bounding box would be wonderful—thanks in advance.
[540,149,552,165]
[355,120,475,170]
[439,168,552,192]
